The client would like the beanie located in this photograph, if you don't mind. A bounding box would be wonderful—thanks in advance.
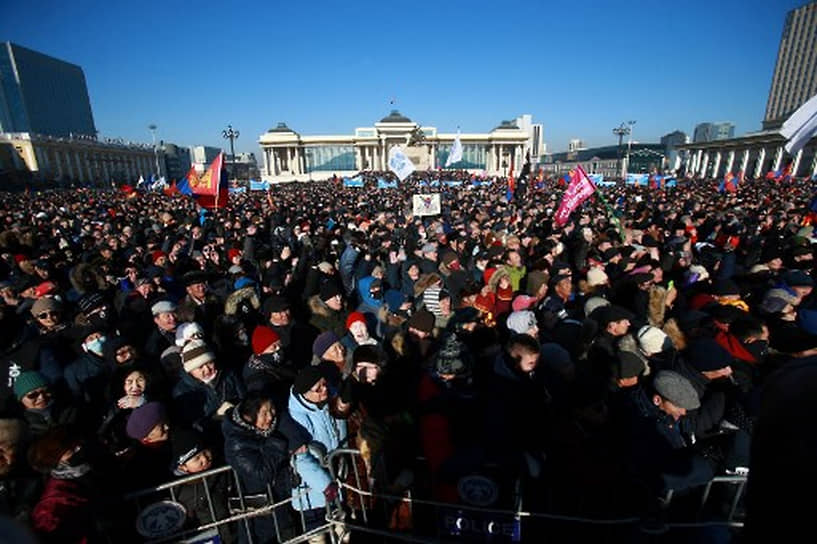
[175,322,204,347]
[251,326,280,355]
[353,344,384,366]
[181,339,216,372]
[685,338,732,372]
[637,326,669,356]
[294,366,324,395]
[30,297,62,317]
[228,248,242,262]
[312,331,339,359]
[586,267,609,287]
[13,371,48,400]
[170,428,206,469]
[77,292,105,315]
[407,309,435,333]
[506,311,537,335]
[526,270,550,296]
[126,402,166,440]
[320,282,341,302]
[346,311,367,330]
[151,250,167,265]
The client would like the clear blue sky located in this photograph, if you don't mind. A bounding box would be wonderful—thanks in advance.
[1,0,805,154]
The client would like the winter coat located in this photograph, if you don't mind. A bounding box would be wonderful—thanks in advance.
[24,402,81,439]
[31,477,96,544]
[177,294,223,337]
[288,389,347,511]
[0,468,42,524]
[242,353,298,409]
[64,352,110,411]
[339,245,360,296]
[307,295,346,338]
[172,370,245,432]
[356,276,383,318]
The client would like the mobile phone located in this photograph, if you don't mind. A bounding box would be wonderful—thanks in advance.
[667,280,675,290]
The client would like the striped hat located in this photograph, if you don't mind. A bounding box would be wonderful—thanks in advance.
[181,339,215,372]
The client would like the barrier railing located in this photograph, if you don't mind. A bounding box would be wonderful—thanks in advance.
[325,449,747,542]
[123,464,338,544]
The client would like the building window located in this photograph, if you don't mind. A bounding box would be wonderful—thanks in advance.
[304,145,355,172]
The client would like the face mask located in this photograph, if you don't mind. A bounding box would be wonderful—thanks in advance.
[84,336,106,357]
[259,351,283,366]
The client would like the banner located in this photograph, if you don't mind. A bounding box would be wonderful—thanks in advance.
[443,180,463,186]
[249,179,269,191]
[388,146,416,181]
[554,165,597,226]
[445,131,463,167]
[412,194,441,216]
[626,173,649,186]
[588,174,604,185]
[377,178,398,189]
[343,177,364,188]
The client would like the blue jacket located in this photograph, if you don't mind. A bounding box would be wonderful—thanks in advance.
[339,245,360,296]
[287,389,347,511]
[357,276,383,317]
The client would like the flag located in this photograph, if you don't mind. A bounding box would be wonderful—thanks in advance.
[192,153,224,196]
[505,156,515,202]
[445,131,463,167]
[780,162,793,182]
[412,194,441,216]
[554,165,597,226]
[724,172,737,193]
[377,178,398,189]
[176,167,195,196]
[780,92,817,155]
[137,175,145,187]
[765,169,779,180]
[388,146,415,181]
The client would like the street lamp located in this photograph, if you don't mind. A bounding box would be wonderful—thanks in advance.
[624,120,637,175]
[612,122,631,179]
[148,123,160,179]
[222,124,240,179]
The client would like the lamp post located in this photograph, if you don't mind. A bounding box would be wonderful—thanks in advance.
[222,125,239,179]
[148,124,160,178]
[612,122,631,179]
[624,120,637,176]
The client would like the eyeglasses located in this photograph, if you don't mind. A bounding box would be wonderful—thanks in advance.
[36,311,59,320]
[25,389,49,401]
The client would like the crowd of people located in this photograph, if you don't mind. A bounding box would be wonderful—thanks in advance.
[0,173,815,543]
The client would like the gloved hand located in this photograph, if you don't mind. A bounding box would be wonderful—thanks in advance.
[323,482,339,502]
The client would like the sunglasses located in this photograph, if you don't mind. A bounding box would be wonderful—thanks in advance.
[25,389,49,401]
[36,311,60,320]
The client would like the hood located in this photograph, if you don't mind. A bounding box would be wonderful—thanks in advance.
[357,276,383,310]
[308,294,335,318]
[225,286,260,316]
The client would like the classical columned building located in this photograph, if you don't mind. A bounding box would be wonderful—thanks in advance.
[258,111,530,183]
[0,132,157,184]
[678,130,817,179]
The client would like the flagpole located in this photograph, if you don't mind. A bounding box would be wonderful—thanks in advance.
[578,164,625,242]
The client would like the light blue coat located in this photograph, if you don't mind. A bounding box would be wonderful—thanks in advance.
[287,388,347,511]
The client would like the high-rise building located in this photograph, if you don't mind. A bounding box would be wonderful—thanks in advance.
[160,142,191,181]
[514,114,545,162]
[764,1,817,129]
[0,42,96,137]
[693,122,734,143]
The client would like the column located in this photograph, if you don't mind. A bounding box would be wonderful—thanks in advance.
[754,148,766,179]
[740,149,750,174]
[772,146,784,172]
[810,146,817,178]
[711,151,722,179]
[725,150,735,174]
[684,152,693,173]
[792,148,803,177]
[699,152,709,177]
[355,147,362,170]
[381,139,387,171]
[429,144,435,170]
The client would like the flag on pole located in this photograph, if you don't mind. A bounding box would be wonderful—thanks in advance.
[445,131,463,167]
[554,165,597,226]
[505,155,515,202]
[192,153,223,196]
[780,92,817,155]
[388,146,415,181]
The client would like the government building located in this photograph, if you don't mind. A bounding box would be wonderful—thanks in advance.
[258,111,540,183]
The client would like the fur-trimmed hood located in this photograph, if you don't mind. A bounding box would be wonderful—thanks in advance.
[69,263,107,295]
[225,286,260,316]
[308,294,335,318]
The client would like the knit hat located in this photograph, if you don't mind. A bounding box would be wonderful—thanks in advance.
[126,402,166,440]
[320,282,341,302]
[251,326,280,355]
[407,309,435,333]
[346,311,367,330]
[30,297,62,317]
[263,295,290,314]
[294,366,324,395]
[312,331,339,359]
[151,300,177,316]
[506,311,537,335]
[511,294,537,312]
[77,292,105,315]
[586,267,609,287]
[652,370,700,410]
[170,429,206,469]
[181,339,216,372]
[228,248,242,262]
[440,250,458,266]
[685,338,732,372]
[616,351,646,380]
[13,371,48,400]
[151,250,167,264]
[434,334,471,377]
[175,322,204,347]
[584,296,611,318]
[637,326,669,356]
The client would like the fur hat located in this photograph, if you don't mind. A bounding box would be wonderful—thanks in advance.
[30,297,62,317]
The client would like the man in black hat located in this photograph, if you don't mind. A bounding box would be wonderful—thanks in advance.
[308,282,346,338]
[177,271,221,337]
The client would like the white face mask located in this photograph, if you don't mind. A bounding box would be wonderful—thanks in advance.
[84,335,106,357]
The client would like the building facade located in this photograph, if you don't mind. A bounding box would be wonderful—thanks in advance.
[693,122,735,143]
[257,111,531,183]
[545,143,667,178]
[0,132,156,185]
[764,1,817,129]
[0,42,96,138]
[661,130,690,172]
[226,152,259,180]
[191,145,222,172]
[160,142,191,181]
[515,114,545,162]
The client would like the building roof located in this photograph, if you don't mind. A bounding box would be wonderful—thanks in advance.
[550,143,665,162]
[379,110,412,123]
[493,120,519,130]
[267,122,295,133]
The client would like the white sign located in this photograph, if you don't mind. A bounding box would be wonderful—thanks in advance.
[412,194,441,216]
[388,146,416,181]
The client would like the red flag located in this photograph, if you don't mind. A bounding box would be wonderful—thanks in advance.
[724,172,737,193]
[554,165,597,226]
[191,153,223,196]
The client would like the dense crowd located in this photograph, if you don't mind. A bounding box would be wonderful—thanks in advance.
[0,174,816,543]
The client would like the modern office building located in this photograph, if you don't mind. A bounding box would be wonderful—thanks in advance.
[257,110,532,182]
[546,143,667,178]
[693,122,735,143]
[0,42,96,138]
[515,114,545,162]
[160,142,191,181]
[764,1,817,129]
[661,131,690,171]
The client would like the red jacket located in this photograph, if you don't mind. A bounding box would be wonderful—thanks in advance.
[31,477,93,544]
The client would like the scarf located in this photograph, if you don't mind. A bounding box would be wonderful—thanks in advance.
[230,405,276,438]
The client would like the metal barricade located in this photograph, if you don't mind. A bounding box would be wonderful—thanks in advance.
[325,448,749,543]
[122,464,340,544]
